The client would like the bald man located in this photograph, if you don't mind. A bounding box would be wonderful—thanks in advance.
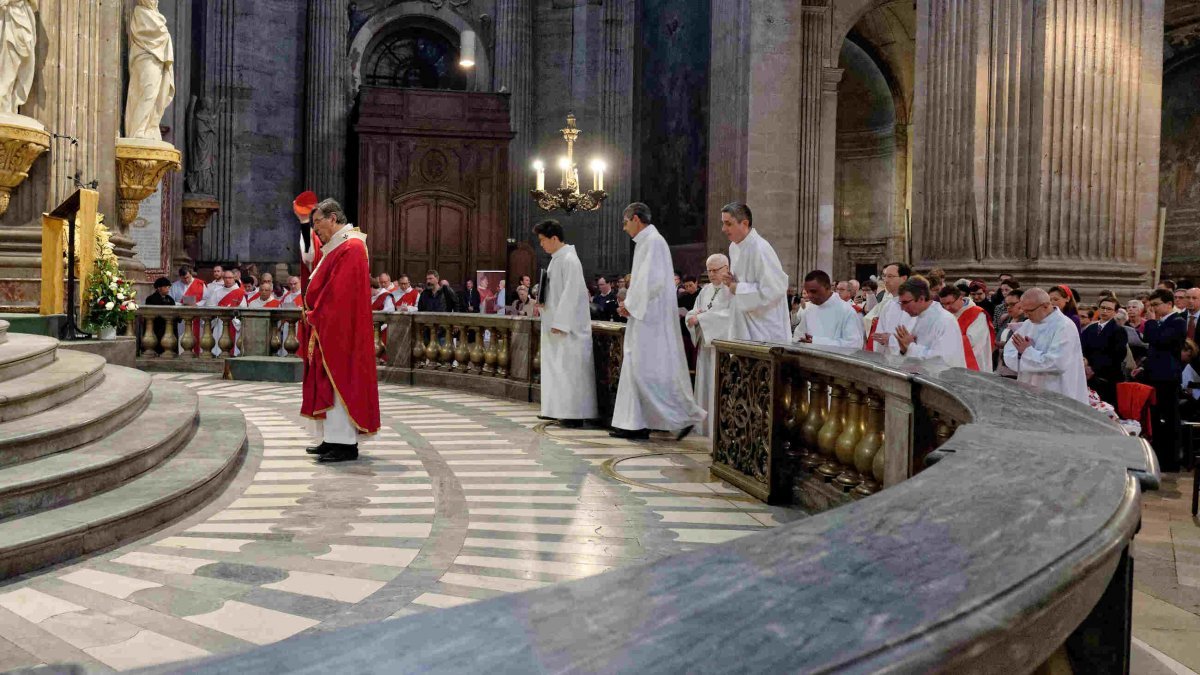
[686,254,735,438]
[1002,287,1088,404]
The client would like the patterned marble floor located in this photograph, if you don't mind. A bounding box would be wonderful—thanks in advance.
[0,374,798,672]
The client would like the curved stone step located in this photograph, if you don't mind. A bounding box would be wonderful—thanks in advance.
[0,383,199,521]
[0,333,58,381]
[0,398,247,579]
[0,319,9,344]
[0,350,107,423]
[0,366,152,468]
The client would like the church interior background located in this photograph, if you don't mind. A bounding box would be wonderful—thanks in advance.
[0,0,1190,304]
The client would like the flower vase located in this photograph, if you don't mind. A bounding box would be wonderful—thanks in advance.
[99,326,117,340]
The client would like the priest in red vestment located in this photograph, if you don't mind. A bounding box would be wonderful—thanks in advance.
[300,198,380,462]
[205,270,247,356]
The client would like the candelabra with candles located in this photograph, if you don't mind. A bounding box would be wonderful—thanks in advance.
[530,114,607,215]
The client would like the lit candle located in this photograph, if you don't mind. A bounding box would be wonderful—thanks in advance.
[533,160,545,191]
[557,157,570,188]
[590,159,606,192]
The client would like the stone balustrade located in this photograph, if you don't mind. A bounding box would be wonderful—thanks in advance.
[133,309,625,411]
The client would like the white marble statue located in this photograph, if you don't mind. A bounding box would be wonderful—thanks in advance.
[124,0,175,140]
[0,0,37,115]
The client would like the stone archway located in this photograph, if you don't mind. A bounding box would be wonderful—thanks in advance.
[348,3,492,93]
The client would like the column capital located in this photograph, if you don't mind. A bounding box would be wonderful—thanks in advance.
[822,67,843,91]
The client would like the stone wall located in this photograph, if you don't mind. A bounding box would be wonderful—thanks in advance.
[198,0,309,267]
[633,0,710,277]
[1161,27,1200,281]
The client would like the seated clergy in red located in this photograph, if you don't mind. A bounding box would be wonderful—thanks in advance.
[300,198,381,462]
[204,269,247,356]
[248,280,282,308]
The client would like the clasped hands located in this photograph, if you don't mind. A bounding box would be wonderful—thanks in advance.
[1010,333,1034,354]
[893,325,915,353]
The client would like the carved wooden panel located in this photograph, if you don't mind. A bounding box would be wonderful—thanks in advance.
[356,88,514,285]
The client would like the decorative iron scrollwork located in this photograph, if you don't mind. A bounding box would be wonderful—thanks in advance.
[714,353,773,485]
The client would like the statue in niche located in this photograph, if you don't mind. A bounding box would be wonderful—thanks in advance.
[185,96,216,195]
[0,0,37,115]
[124,0,175,140]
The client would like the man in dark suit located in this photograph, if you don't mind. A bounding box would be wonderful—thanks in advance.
[591,275,618,321]
[1138,288,1187,472]
[1080,296,1127,406]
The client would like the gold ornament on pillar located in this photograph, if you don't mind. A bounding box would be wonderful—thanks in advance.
[115,0,180,230]
[0,0,48,218]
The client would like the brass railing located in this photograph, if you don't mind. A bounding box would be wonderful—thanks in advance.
[711,340,967,508]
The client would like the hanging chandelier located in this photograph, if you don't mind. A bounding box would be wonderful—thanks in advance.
[530,113,607,215]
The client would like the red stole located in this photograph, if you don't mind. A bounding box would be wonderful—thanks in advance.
[216,286,246,350]
[955,305,994,372]
[371,291,391,312]
[865,317,880,352]
[300,234,381,434]
[184,279,207,354]
[394,287,419,308]
[252,296,282,308]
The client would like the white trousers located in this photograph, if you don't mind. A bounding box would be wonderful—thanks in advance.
[320,393,358,445]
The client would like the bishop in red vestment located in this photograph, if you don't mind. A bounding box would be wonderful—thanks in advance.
[300,199,380,462]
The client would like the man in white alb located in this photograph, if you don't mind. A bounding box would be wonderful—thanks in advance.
[712,201,790,343]
[686,254,734,438]
[792,270,863,348]
[893,277,967,368]
[1002,287,1088,404]
[534,219,597,427]
[611,202,706,440]
[866,261,915,355]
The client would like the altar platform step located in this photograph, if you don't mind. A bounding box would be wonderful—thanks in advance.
[0,398,246,578]
[0,349,106,423]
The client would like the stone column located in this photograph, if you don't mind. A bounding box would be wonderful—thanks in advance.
[494,0,534,241]
[705,0,751,250]
[0,0,123,309]
[911,0,1164,295]
[304,0,349,205]
[163,0,192,271]
[816,66,841,276]
[199,0,237,263]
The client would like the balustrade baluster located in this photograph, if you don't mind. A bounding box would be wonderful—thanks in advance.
[270,319,283,354]
[496,328,509,378]
[482,328,497,375]
[816,382,846,479]
[453,325,468,371]
[799,380,827,471]
[140,316,159,358]
[180,316,197,358]
[437,324,453,369]
[217,318,234,358]
[284,319,301,357]
[425,324,439,368]
[126,315,137,338]
[532,332,540,383]
[374,321,385,361]
[834,388,865,489]
[468,327,483,373]
[854,395,885,495]
[199,318,215,359]
[160,315,177,359]
[412,324,427,367]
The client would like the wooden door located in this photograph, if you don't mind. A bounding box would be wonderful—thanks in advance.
[393,193,471,285]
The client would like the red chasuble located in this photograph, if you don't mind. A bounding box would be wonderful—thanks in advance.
[955,305,995,372]
[394,287,419,309]
[300,229,381,434]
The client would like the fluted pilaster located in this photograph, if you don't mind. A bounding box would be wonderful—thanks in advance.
[912,0,1163,293]
[595,0,635,274]
[0,0,122,307]
[305,0,350,205]
[200,0,238,263]
[495,0,534,240]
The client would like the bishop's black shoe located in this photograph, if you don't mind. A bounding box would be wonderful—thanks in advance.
[305,443,327,455]
[559,419,585,429]
[316,443,359,463]
[608,427,650,440]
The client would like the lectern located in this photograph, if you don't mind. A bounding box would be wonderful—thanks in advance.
[41,189,98,340]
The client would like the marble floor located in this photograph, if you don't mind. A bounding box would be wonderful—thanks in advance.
[0,374,798,672]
